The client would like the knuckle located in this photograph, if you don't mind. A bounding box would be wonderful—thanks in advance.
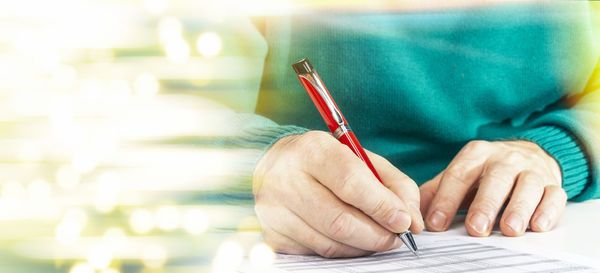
[328,211,355,240]
[442,167,472,187]
[504,151,524,164]
[464,140,490,153]
[484,168,514,188]
[367,198,390,220]
[473,195,498,214]
[554,187,568,202]
[302,131,333,147]
[320,244,341,258]
[371,234,395,251]
[299,131,333,160]
[335,169,363,200]
[520,172,544,189]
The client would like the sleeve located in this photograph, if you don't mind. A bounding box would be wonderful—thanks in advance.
[514,60,600,201]
[512,5,600,201]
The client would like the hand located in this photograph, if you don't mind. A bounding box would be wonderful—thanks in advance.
[253,131,424,258]
[420,140,566,237]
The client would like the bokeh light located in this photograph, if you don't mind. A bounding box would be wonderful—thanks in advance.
[0,0,307,271]
[55,219,83,245]
[69,262,95,273]
[158,16,183,44]
[164,38,191,63]
[183,208,209,235]
[155,205,181,231]
[86,244,113,269]
[129,209,155,234]
[212,241,244,272]
[196,32,223,58]
[249,243,275,269]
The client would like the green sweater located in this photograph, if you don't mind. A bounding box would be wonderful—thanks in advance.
[242,2,600,201]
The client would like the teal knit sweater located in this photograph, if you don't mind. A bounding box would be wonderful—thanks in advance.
[243,2,600,201]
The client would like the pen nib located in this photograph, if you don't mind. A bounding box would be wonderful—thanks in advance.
[398,231,419,257]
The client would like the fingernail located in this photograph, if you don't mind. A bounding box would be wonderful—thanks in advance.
[428,210,447,231]
[470,212,490,234]
[506,213,524,233]
[388,210,411,232]
[535,213,551,231]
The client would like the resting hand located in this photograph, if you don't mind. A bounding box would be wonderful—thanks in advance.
[420,140,565,237]
[253,131,424,258]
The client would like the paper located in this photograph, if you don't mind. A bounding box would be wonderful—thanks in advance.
[259,233,600,273]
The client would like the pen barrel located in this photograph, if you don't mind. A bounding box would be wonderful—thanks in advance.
[297,75,347,133]
[338,131,383,183]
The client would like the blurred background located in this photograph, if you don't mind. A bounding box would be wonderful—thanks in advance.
[0,0,290,272]
[1,0,599,273]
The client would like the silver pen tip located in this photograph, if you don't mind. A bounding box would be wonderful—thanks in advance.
[398,231,419,257]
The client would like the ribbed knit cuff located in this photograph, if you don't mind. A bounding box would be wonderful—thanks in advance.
[515,126,590,200]
[242,125,309,165]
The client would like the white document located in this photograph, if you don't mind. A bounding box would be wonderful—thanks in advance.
[256,233,600,273]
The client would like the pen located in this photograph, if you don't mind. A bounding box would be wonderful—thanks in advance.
[292,58,419,256]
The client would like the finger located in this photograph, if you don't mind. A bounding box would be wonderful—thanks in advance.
[419,173,442,216]
[262,227,314,255]
[466,163,521,237]
[256,203,374,258]
[299,131,411,233]
[530,185,567,232]
[284,171,400,252]
[499,171,545,236]
[366,150,424,234]
[425,140,489,232]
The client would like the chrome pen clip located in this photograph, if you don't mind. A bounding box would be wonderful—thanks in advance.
[293,59,344,126]
[298,73,345,126]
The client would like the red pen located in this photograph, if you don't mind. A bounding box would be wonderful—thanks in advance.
[292,58,418,256]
